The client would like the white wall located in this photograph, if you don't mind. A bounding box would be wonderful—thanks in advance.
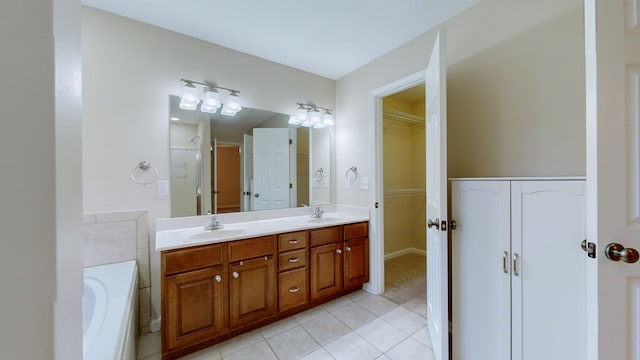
[82,6,336,324]
[335,0,584,208]
[1,0,82,359]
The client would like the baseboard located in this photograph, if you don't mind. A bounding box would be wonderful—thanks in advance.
[384,247,426,260]
[150,317,161,332]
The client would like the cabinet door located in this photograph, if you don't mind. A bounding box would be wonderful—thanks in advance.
[451,180,511,360]
[164,267,225,352]
[229,256,276,329]
[343,237,368,288]
[511,181,586,360]
[310,242,343,300]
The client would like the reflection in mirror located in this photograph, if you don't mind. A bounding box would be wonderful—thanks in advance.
[169,95,330,217]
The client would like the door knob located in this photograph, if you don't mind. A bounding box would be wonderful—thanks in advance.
[605,243,640,263]
[254,193,260,197]
[427,218,440,230]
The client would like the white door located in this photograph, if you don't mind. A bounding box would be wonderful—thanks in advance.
[242,134,252,212]
[252,128,290,211]
[586,1,640,359]
[426,29,448,360]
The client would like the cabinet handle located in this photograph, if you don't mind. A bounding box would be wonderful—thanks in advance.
[288,257,300,263]
[288,287,300,293]
[215,275,222,282]
[288,239,299,244]
[502,251,508,274]
[336,249,342,254]
[513,253,520,277]
[264,256,268,261]
[232,271,239,279]
[346,246,351,252]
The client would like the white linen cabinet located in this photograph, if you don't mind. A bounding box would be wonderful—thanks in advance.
[451,179,586,360]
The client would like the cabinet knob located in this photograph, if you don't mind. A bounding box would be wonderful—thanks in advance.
[336,249,342,254]
[232,271,239,279]
[345,246,351,252]
[215,275,222,282]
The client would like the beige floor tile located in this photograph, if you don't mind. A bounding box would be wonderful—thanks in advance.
[138,332,161,359]
[411,325,433,348]
[346,289,370,301]
[217,329,264,356]
[330,301,377,330]
[381,306,427,335]
[320,296,353,312]
[324,332,382,360]
[177,345,222,359]
[385,337,435,360]
[355,318,406,352]
[222,341,276,360]
[303,313,351,345]
[260,316,299,339]
[267,326,321,360]
[299,348,334,360]
[356,294,398,316]
[294,305,330,324]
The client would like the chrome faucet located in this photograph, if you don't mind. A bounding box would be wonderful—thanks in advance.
[204,215,224,230]
[311,207,324,218]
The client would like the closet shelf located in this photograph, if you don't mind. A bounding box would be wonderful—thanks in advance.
[384,188,426,198]
[383,109,425,126]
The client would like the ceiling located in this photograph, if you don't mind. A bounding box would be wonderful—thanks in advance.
[82,0,480,80]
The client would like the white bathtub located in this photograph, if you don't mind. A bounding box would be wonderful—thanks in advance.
[83,260,138,360]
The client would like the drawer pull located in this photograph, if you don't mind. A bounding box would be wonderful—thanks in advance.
[288,239,299,244]
[288,287,300,293]
[288,257,300,263]
[215,275,222,282]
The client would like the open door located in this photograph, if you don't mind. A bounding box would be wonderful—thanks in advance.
[252,128,290,211]
[242,134,253,212]
[585,1,640,359]
[426,29,448,360]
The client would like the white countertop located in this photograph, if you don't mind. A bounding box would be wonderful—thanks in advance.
[156,206,369,251]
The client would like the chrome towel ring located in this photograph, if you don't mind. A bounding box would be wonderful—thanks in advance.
[130,161,158,185]
[345,166,358,184]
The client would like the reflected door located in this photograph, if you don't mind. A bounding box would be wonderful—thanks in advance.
[215,143,241,213]
[253,128,290,211]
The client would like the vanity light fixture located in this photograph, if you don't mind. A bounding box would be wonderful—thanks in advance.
[289,103,334,128]
[178,79,242,116]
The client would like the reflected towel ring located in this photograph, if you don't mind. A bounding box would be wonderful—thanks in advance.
[345,166,358,184]
[314,168,324,183]
[130,161,158,185]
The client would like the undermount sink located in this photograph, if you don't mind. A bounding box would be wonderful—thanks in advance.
[188,229,245,240]
[307,217,341,223]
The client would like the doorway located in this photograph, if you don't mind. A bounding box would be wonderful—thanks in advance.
[380,85,427,317]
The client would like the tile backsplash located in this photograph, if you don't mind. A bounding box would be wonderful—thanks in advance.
[83,209,152,334]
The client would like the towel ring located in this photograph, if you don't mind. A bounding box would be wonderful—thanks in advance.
[345,166,358,184]
[314,168,324,183]
[130,161,158,185]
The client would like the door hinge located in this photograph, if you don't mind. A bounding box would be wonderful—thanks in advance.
[581,239,596,259]
[289,139,293,145]
[289,183,293,189]
[450,220,457,230]
[441,220,447,231]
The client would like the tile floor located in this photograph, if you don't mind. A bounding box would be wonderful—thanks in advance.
[138,290,435,360]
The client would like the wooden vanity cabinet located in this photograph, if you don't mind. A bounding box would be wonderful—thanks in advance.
[310,226,344,300]
[161,222,369,360]
[343,223,369,288]
[277,231,309,312]
[228,236,276,329]
[162,244,225,355]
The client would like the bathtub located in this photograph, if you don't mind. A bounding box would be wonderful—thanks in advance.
[83,260,138,360]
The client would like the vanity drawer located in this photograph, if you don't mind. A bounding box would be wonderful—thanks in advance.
[278,249,307,271]
[228,236,275,262]
[278,267,308,312]
[278,231,308,252]
[309,226,342,247]
[163,244,223,276]
[344,222,368,240]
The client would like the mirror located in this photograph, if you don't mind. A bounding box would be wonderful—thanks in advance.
[168,95,331,217]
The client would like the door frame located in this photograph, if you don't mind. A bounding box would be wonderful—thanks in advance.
[368,70,427,295]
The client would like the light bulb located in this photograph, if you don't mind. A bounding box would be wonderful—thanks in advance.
[288,115,301,125]
[200,89,221,113]
[301,118,314,127]
[225,91,242,112]
[309,108,322,124]
[313,122,327,129]
[295,105,308,123]
[179,83,199,110]
[322,111,334,126]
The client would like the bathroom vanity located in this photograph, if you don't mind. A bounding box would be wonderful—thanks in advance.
[156,212,369,360]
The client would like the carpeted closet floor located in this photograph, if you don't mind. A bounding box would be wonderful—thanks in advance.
[382,253,427,318]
